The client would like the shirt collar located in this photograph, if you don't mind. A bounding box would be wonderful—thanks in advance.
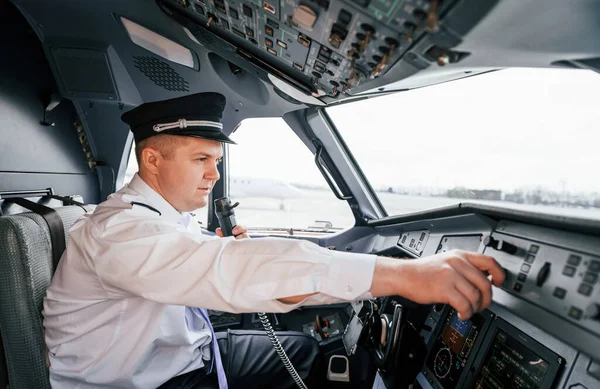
[127,173,187,224]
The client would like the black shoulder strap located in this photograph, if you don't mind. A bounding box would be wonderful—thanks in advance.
[6,198,65,270]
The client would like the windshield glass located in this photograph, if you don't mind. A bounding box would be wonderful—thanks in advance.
[326,68,600,219]
[228,117,354,231]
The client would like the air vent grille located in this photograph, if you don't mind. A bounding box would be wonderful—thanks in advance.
[133,56,189,92]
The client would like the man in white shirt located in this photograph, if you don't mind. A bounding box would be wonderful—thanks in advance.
[43,92,505,388]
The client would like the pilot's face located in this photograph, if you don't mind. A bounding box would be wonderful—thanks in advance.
[157,137,222,212]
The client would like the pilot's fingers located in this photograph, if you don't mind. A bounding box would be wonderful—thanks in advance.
[215,228,224,238]
[454,257,493,310]
[448,287,473,321]
[463,252,506,287]
[232,224,248,236]
[455,276,482,315]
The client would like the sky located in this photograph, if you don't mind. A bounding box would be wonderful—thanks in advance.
[229,68,600,195]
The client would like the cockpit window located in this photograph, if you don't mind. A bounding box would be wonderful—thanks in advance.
[326,68,600,219]
[228,117,354,231]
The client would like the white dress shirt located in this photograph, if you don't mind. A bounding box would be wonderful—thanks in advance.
[43,174,376,388]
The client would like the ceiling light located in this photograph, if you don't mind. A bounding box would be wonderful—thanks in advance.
[121,17,194,68]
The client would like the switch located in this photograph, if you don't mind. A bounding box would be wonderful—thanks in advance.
[276,39,287,49]
[578,283,593,297]
[483,236,519,255]
[562,265,576,277]
[292,5,317,29]
[568,254,582,266]
[569,307,583,320]
[553,287,566,299]
[587,359,600,381]
[242,4,253,18]
[513,282,523,292]
[583,272,598,284]
[338,9,352,25]
[297,34,311,47]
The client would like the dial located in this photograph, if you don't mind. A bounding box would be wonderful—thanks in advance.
[434,347,452,379]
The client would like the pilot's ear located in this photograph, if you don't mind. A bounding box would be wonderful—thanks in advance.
[140,147,162,175]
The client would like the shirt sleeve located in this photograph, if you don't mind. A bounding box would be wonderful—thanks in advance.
[88,216,377,313]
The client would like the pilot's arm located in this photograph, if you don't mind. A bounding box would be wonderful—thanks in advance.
[86,209,504,318]
[89,215,376,313]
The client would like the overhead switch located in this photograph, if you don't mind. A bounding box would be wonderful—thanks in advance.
[292,5,317,29]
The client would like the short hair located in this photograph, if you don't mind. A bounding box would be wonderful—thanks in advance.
[135,134,189,166]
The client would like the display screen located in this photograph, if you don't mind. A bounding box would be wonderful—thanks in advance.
[426,309,484,388]
[475,330,550,389]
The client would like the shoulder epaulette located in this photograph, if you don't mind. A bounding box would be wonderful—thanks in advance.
[130,201,162,216]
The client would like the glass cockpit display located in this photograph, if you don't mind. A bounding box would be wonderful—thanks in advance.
[474,330,550,389]
[425,309,485,388]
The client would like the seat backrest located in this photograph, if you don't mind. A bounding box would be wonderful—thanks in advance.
[0,205,93,389]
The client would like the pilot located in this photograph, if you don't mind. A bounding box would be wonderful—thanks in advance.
[42,92,505,389]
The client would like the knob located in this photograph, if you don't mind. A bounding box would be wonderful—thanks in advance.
[483,236,519,255]
[585,303,600,321]
[536,262,551,287]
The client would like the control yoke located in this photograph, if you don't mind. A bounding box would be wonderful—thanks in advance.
[343,300,427,389]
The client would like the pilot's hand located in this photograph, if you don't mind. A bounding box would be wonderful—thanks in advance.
[391,250,505,320]
[216,224,250,240]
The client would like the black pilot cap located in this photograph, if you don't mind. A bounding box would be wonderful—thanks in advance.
[121,92,236,144]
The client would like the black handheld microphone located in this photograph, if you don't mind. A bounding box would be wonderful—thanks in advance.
[214,196,239,237]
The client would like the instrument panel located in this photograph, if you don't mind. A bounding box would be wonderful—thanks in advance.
[365,210,600,388]
[159,0,458,98]
[482,224,600,341]
[417,306,565,389]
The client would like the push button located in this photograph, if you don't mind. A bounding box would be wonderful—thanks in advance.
[521,264,531,273]
[589,260,600,273]
[568,307,583,320]
[513,283,523,292]
[529,245,539,254]
[583,272,598,284]
[553,287,566,299]
[578,283,593,297]
[525,254,536,264]
[518,273,527,282]
[567,254,582,266]
[563,266,576,277]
